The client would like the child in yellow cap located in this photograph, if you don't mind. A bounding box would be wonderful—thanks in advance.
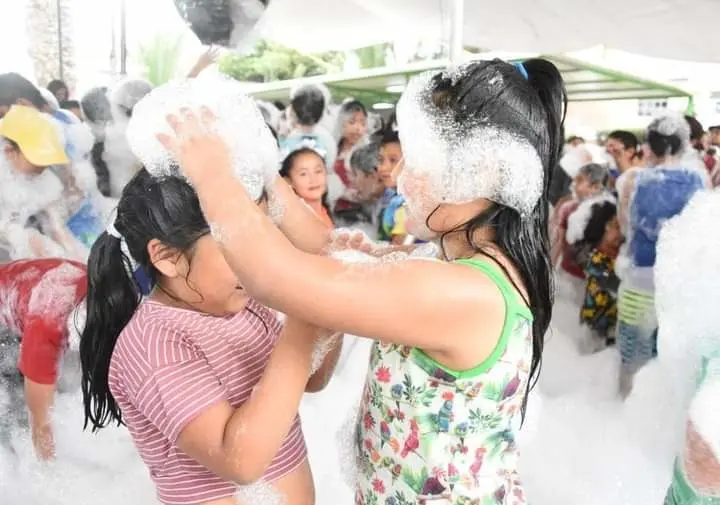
[0,105,87,261]
[0,104,69,174]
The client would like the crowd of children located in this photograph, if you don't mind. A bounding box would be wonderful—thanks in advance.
[551,114,710,396]
[0,53,718,505]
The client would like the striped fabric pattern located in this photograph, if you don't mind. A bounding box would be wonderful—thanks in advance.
[108,299,306,505]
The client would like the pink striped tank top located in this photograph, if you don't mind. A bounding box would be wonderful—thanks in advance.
[108,298,307,505]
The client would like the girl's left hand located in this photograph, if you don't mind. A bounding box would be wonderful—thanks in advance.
[156,107,234,187]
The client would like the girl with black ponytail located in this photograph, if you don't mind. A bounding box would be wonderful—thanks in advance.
[80,168,342,505]
[156,57,566,504]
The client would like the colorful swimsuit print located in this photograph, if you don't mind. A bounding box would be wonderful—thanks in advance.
[581,250,620,342]
[355,258,534,505]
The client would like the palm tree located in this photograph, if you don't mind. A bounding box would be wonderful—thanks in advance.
[25,0,75,87]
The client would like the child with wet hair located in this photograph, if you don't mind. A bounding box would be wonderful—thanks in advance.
[569,199,623,350]
[0,258,87,461]
[80,168,343,505]
[552,162,610,279]
[376,127,411,244]
[157,56,566,504]
[0,105,88,261]
[279,143,334,229]
[332,100,369,216]
[616,113,706,396]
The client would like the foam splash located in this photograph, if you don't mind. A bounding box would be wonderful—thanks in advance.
[310,333,340,376]
[565,192,617,245]
[235,479,285,505]
[127,76,279,201]
[396,68,543,217]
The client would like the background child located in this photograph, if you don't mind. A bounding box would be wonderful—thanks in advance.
[81,169,341,505]
[376,127,409,244]
[552,162,610,277]
[571,200,623,351]
[0,104,88,261]
[0,258,87,460]
[279,145,334,229]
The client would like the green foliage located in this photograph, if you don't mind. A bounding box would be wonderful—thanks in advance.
[138,33,185,86]
[219,40,344,82]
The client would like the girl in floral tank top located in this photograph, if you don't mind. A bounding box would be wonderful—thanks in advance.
[356,258,533,505]
[158,58,566,505]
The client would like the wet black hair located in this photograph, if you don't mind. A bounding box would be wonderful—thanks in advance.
[581,201,617,249]
[607,130,639,151]
[340,99,367,118]
[647,130,684,157]
[291,85,325,126]
[567,135,585,144]
[425,58,566,420]
[47,79,69,97]
[685,115,705,151]
[81,169,211,430]
[0,73,48,111]
[279,147,333,223]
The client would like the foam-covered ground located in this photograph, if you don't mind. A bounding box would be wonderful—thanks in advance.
[0,274,680,504]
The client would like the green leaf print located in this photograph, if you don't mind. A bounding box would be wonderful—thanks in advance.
[402,374,424,406]
[371,382,384,409]
[394,491,413,505]
[365,490,379,505]
[481,380,503,402]
[401,466,429,494]
[420,387,437,407]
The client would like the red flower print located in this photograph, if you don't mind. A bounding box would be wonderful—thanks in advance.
[372,478,386,493]
[363,413,375,430]
[442,391,455,401]
[409,419,419,432]
[376,366,391,383]
[396,410,405,421]
[430,380,439,388]
[364,439,373,451]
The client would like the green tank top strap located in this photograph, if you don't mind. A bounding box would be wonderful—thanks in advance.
[455,258,533,321]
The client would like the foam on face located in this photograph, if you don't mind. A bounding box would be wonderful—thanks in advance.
[0,155,64,229]
[127,76,279,201]
[396,69,544,217]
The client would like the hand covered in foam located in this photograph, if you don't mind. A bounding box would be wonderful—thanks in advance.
[127,76,279,201]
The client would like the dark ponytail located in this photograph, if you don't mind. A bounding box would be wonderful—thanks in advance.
[427,58,566,421]
[81,233,141,431]
[80,168,211,432]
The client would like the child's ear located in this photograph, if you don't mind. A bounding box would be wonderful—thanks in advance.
[147,239,180,278]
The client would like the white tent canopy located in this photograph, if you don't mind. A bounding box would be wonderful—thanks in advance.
[257,0,718,63]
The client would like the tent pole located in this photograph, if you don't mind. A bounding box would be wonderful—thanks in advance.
[449,0,465,64]
[120,0,127,75]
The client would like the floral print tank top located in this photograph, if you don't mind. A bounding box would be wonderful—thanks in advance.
[355,258,534,505]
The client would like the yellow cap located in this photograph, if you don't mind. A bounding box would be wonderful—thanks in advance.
[0,105,69,167]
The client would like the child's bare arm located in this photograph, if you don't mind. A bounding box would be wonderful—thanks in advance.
[175,317,317,485]
[24,378,56,460]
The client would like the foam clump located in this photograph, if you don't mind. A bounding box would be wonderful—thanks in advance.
[235,480,285,505]
[127,75,279,201]
[566,193,617,245]
[655,190,720,362]
[396,68,543,217]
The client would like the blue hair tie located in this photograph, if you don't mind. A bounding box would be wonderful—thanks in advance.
[513,62,529,80]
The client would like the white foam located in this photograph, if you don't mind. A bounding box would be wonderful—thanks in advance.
[127,76,279,201]
[396,70,543,217]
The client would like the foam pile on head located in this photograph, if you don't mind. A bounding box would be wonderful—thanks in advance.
[395,63,544,217]
[127,75,279,201]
